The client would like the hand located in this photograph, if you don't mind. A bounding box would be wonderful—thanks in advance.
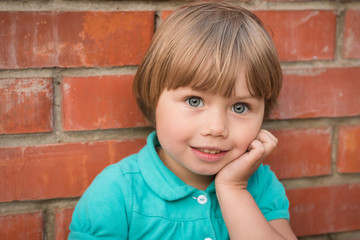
[215,129,278,189]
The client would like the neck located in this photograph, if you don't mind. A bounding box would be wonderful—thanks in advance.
[186,175,215,191]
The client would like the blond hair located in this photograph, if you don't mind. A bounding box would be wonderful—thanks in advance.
[133,2,282,125]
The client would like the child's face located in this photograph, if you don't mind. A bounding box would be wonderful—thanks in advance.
[155,71,265,186]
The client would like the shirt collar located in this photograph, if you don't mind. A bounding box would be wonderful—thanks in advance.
[138,131,215,201]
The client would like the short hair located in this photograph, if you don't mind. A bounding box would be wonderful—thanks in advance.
[133,2,282,125]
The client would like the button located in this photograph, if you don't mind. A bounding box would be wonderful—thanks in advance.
[204,238,212,240]
[197,194,208,204]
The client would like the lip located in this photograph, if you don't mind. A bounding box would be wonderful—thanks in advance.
[190,146,228,163]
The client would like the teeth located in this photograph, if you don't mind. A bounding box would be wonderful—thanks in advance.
[199,148,221,154]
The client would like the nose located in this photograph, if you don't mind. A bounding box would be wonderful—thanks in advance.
[200,109,228,138]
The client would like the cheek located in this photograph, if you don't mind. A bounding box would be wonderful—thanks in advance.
[156,108,184,147]
[249,121,262,142]
[233,121,262,152]
[156,109,178,136]
[156,105,194,137]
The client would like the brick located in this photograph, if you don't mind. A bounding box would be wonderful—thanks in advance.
[264,128,332,179]
[271,67,360,119]
[62,75,148,131]
[55,208,74,240]
[343,10,360,59]
[255,10,336,61]
[0,78,53,134]
[0,138,146,202]
[161,10,173,21]
[0,212,43,240]
[288,184,360,236]
[0,11,154,68]
[337,125,360,173]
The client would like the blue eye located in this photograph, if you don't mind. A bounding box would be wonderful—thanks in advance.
[186,97,203,107]
[232,103,248,114]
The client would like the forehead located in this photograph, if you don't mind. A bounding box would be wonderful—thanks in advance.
[232,70,254,98]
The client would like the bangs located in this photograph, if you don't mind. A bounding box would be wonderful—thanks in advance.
[161,7,276,101]
[162,8,245,98]
[164,33,242,98]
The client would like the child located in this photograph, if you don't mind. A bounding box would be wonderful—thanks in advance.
[69,2,297,239]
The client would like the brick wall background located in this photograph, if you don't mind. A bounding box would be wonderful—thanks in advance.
[0,0,359,239]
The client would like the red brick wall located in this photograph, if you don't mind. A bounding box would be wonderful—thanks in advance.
[0,1,359,239]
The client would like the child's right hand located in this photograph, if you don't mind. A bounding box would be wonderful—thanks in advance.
[215,129,278,190]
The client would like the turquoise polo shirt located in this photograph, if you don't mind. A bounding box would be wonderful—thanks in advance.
[69,132,289,239]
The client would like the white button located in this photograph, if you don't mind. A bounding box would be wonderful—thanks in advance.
[197,194,208,204]
[205,238,212,240]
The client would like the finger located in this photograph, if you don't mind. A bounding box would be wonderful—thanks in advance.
[256,130,278,157]
[246,140,266,164]
[265,131,278,144]
[258,129,278,144]
[224,140,266,182]
[257,130,277,148]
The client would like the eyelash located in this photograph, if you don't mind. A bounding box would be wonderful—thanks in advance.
[185,96,251,114]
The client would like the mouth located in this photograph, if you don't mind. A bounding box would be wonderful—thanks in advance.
[196,148,222,154]
[191,146,228,162]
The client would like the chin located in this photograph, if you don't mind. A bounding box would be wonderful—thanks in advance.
[192,168,221,176]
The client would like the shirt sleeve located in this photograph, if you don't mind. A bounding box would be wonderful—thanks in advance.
[69,166,132,239]
[247,164,290,221]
